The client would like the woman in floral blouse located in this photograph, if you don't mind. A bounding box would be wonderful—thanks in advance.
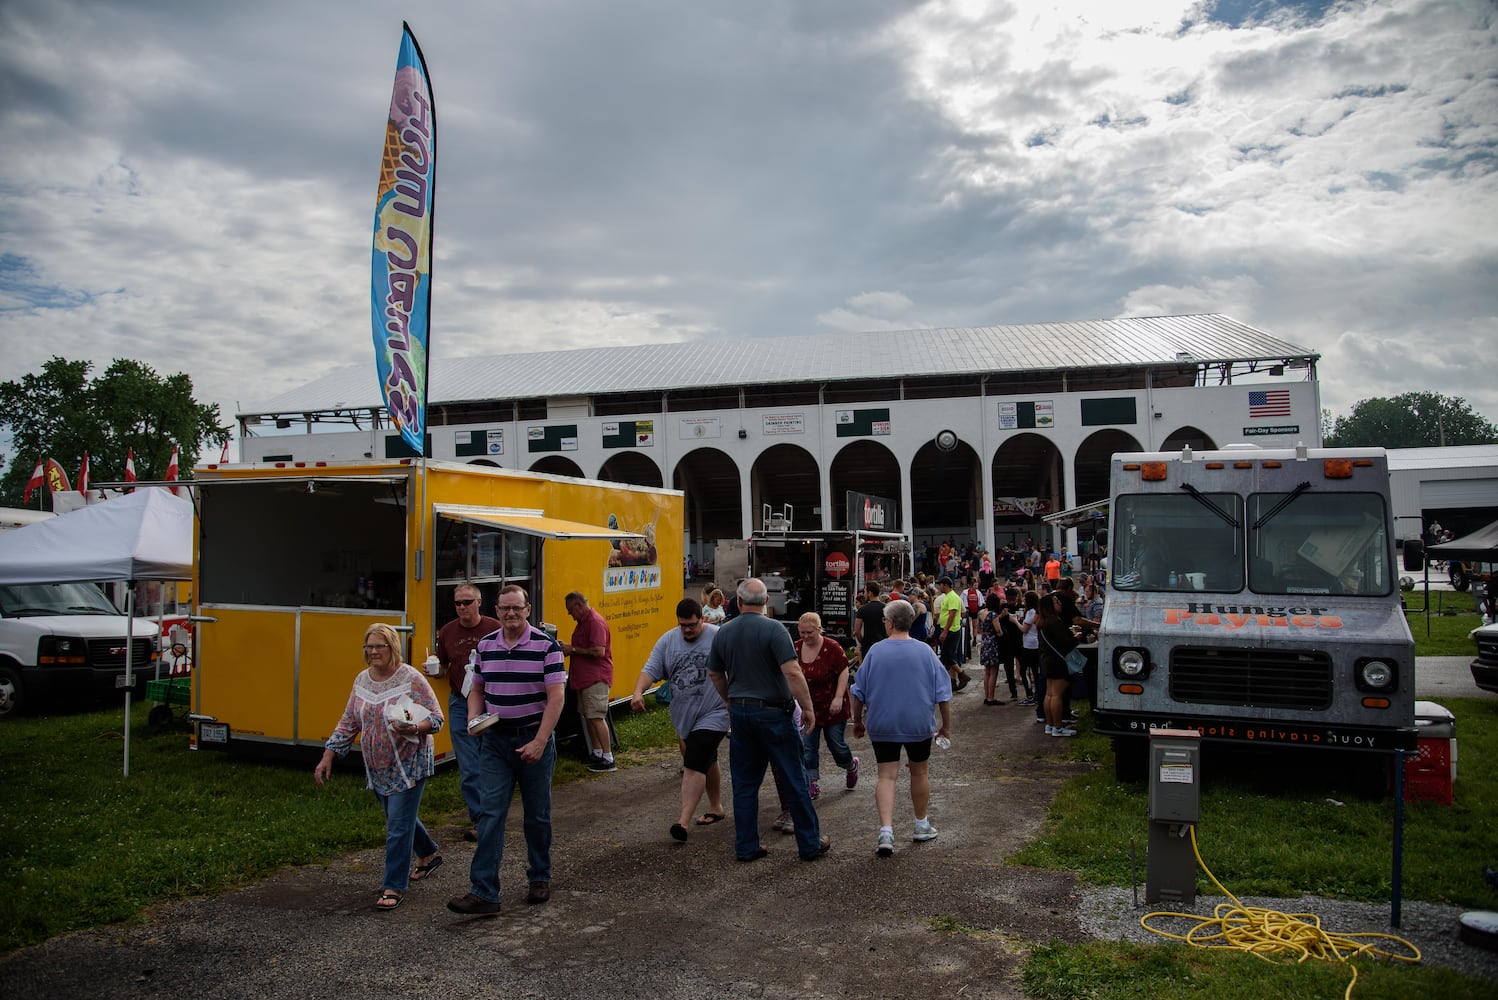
[314,622,445,910]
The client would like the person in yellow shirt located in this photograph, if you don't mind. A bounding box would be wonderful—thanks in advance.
[934,577,969,690]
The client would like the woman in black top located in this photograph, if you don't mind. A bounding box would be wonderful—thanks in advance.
[1036,593,1079,737]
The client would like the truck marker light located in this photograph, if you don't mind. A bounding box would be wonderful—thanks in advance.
[1141,462,1168,481]
[1122,463,1141,471]
[1323,459,1354,479]
[1262,460,1282,468]
[1119,683,1144,695]
[1352,459,1374,467]
[1233,461,1253,469]
[1362,697,1391,709]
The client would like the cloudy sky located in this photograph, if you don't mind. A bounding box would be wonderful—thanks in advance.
[2,0,1495,453]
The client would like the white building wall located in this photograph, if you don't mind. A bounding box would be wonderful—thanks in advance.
[240,380,1321,553]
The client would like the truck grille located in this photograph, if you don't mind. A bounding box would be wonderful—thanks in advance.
[1168,647,1333,711]
[1476,631,1498,665]
[86,638,156,669]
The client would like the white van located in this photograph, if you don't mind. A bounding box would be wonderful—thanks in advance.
[0,582,160,717]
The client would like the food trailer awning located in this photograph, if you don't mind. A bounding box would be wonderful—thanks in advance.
[1042,499,1109,530]
[433,504,644,542]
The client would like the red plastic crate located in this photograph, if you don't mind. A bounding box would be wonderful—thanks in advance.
[1404,737,1454,805]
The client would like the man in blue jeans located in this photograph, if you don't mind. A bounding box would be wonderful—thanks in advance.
[708,578,830,862]
[434,583,499,840]
[448,584,566,915]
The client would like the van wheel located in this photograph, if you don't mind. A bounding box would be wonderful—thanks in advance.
[1451,567,1470,592]
[1113,736,1147,783]
[0,666,23,719]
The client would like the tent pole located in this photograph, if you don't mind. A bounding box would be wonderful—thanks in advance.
[123,585,134,778]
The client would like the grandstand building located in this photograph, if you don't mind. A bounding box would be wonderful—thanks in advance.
[237,314,1321,560]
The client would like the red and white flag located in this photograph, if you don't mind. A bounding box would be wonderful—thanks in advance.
[124,449,137,492]
[165,444,181,496]
[78,452,90,492]
[22,460,45,505]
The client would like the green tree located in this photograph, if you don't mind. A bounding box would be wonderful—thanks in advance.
[0,357,229,507]
[1324,391,1498,448]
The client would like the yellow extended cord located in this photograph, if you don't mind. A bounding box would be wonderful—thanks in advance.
[1139,825,1422,999]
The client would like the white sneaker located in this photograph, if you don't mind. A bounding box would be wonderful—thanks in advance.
[912,821,939,842]
[876,829,895,857]
[1051,727,1078,737]
[1044,725,1056,735]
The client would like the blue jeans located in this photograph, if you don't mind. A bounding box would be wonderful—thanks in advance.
[468,725,556,902]
[728,703,820,859]
[447,692,483,823]
[801,721,853,782]
[374,781,438,893]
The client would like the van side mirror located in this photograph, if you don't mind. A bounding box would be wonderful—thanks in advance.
[1402,539,1424,572]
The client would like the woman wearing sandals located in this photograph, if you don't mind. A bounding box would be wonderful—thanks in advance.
[314,622,445,910]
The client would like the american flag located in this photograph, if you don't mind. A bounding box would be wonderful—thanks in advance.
[1248,389,1292,418]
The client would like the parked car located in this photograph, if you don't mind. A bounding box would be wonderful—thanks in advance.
[1471,621,1498,694]
[0,582,159,718]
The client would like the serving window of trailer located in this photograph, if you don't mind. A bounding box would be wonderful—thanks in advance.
[434,515,540,631]
[1110,493,1244,593]
[199,478,408,609]
[1248,491,1392,597]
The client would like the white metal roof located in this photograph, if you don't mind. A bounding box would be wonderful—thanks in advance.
[1386,445,1498,472]
[241,313,1314,417]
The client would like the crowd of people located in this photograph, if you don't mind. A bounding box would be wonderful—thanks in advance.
[313,550,1101,913]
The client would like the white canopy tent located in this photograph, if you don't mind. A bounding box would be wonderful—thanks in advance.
[0,488,193,775]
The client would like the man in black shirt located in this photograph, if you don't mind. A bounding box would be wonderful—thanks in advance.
[852,581,887,660]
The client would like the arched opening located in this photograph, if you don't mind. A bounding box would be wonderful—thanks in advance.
[597,451,664,489]
[1161,425,1217,452]
[829,440,902,531]
[911,432,981,547]
[991,433,1066,549]
[673,447,743,569]
[750,444,821,531]
[1073,429,1143,506]
[528,456,585,478]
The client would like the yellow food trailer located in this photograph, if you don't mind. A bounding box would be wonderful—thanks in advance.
[187,458,681,761]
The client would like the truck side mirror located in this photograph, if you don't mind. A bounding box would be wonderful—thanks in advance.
[1402,539,1424,572]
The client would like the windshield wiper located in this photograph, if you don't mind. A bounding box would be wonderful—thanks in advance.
[1179,483,1240,529]
[1252,481,1313,529]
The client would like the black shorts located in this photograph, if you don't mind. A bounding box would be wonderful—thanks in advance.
[681,728,726,774]
[871,738,933,765]
[939,632,962,667]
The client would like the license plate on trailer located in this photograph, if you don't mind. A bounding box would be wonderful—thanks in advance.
[198,722,230,746]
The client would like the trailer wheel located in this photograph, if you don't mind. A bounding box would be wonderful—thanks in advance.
[1113,736,1147,783]
[0,666,22,719]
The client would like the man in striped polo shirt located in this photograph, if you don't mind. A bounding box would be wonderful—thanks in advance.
[448,584,566,915]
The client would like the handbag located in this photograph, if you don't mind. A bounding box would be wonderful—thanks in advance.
[1041,629,1088,676]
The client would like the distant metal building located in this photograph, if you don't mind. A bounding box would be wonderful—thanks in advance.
[1387,445,1498,541]
[236,313,1321,560]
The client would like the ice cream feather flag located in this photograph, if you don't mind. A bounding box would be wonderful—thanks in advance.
[165,444,181,497]
[43,459,70,494]
[370,22,435,456]
[124,449,137,491]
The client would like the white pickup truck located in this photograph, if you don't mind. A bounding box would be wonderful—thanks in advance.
[0,582,159,718]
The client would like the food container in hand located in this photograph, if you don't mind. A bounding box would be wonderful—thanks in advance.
[423,653,442,677]
[468,712,499,734]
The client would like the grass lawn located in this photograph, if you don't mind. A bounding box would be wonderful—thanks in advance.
[0,693,677,953]
[1408,589,1487,656]
[1011,696,1498,998]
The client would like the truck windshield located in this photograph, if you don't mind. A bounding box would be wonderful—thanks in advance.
[0,582,121,617]
[1248,492,1392,596]
[1111,493,1244,592]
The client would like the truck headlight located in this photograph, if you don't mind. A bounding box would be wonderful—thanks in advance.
[1355,658,1397,693]
[1115,648,1148,678]
[39,636,87,665]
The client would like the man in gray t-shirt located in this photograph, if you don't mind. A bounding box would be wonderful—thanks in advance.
[630,600,728,840]
[708,579,827,863]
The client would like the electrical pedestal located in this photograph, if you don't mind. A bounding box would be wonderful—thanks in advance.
[1146,728,1201,906]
